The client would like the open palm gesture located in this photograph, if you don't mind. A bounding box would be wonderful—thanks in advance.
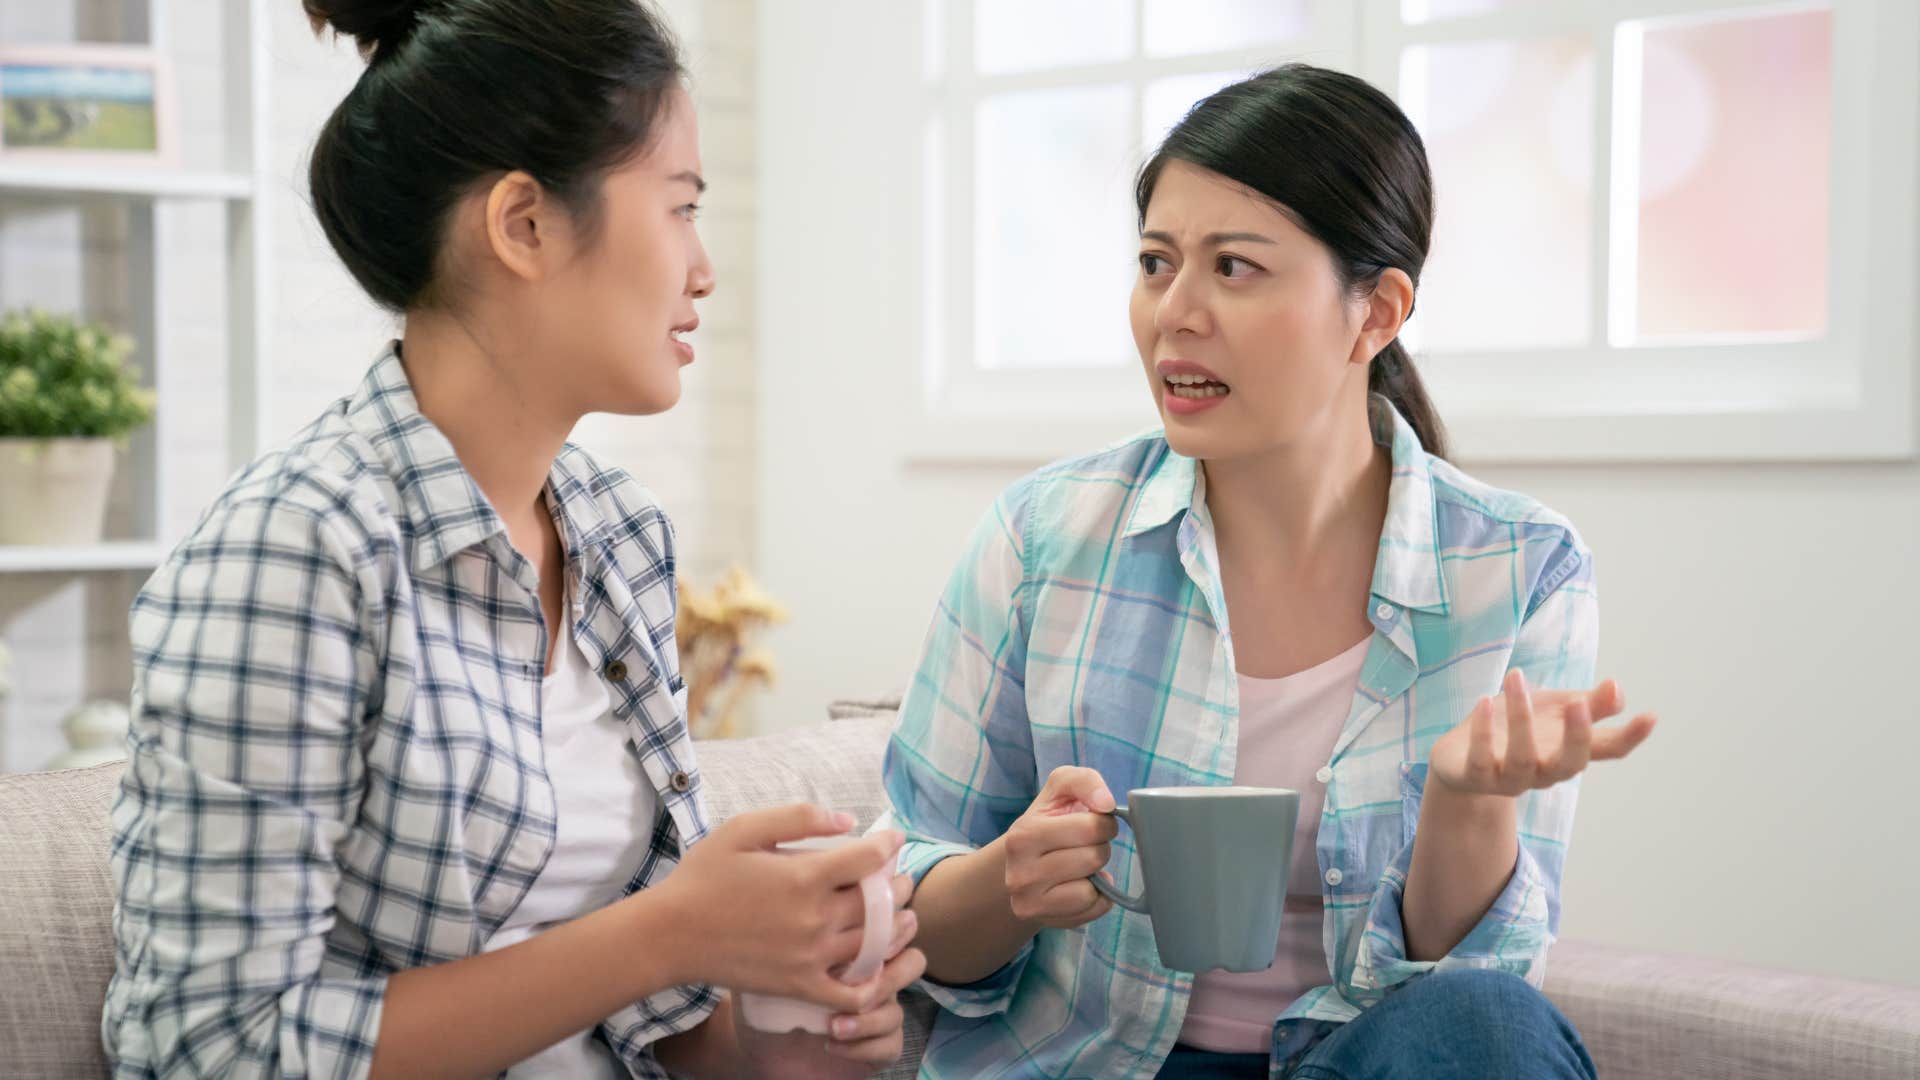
[1429,669,1657,797]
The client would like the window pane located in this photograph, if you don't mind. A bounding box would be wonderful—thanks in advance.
[1401,37,1594,351]
[975,0,1134,75]
[1627,9,1830,343]
[1144,0,1309,58]
[975,85,1136,369]
[1142,70,1243,147]
[1401,0,1535,24]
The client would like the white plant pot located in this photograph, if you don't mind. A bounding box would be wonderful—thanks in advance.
[0,437,117,546]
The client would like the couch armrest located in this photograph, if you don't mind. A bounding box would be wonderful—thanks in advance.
[1545,941,1920,1080]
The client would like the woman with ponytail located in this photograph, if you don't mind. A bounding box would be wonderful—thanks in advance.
[103,2,920,1077]
[881,65,1657,1079]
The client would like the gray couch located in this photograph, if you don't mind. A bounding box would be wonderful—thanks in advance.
[5,711,1918,1079]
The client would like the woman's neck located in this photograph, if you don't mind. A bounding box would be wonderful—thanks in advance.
[398,310,572,526]
[1201,403,1391,575]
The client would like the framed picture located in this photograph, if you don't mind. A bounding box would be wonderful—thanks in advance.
[0,46,175,165]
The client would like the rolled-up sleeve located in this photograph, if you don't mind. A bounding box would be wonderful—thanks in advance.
[105,487,387,1079]
[1346,540,1597,1002]
[874,483,1040,1018]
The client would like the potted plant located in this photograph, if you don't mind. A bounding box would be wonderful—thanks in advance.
[0,308,155,545]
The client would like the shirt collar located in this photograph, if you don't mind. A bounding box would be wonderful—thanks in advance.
[1120,395,1449,614]
[347,344,611,574]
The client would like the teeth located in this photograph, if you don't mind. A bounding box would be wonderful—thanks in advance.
[1166,373,1216,386]
[1167,383,1228,399]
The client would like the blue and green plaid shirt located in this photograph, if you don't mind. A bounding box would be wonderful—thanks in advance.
[878,399,1597,1078]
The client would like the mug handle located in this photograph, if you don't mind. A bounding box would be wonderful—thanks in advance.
[1087,805,1150,914]
[841,868,896,984]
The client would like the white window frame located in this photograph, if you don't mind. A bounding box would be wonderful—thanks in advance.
[911,0,1358,462]
[909,0,1917,464]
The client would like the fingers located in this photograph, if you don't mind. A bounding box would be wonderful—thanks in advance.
[826,998,904,1049]
[1549,699,1593,781]
[1009,811,1118,860]
[890,873,913,911]
[1589,713,1658,761]
[1040,765,1116,813]
[724,803,855,850]
[885,908,919,960]
[809,830,905,888]
[1584,678,1625,721]
[825,1028,905,1065]
[1007,843,1112,895]
[1466,695,1498,789]
[1504,669,1540,778]
[811,945,928,1018]
[823,907,919,975]
[823,883,870,933]
[825,949,927,1063]
[1033,878,1112,926]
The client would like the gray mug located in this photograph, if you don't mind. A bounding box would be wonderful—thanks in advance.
[1089,786,1300,973]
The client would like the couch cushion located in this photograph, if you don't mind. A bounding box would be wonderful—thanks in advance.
[0,762,123,1078]
[1545,940,1920,1080]
[695,716,895,832]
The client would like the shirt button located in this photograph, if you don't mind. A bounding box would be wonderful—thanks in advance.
[604,659,629,683]
[670,770,692,793]
[1324,868,1344,886]
[1374,603,1394,622]
[1314,766,1334,785]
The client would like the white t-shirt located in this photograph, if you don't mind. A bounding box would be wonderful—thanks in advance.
[1178,635,1371,1054]
[488,577,662,1078]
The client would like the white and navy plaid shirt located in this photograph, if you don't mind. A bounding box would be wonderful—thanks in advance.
[104,346,716,1079]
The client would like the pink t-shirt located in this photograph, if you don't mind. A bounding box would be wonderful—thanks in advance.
[1177,636,1371,1054]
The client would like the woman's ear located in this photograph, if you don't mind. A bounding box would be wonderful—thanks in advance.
[1351,267,1415,366]
[482,170,558,283]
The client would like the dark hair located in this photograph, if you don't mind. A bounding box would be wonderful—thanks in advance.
[1136,64,1448,458]
[303,0,685,313]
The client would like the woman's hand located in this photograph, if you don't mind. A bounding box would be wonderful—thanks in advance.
[1002,766,1120,930]
[1428,669,1656,797]
[650,805,906,1015]
[737,907,929,1080]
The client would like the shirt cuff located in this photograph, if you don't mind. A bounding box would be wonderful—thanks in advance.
[898,837,1034,1018]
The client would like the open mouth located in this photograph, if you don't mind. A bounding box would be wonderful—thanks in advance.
[1164,373,1229,399]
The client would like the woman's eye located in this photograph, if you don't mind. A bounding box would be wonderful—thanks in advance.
[677,203,702,221]
[1217,254,1256,278]
[1139,253,1168,275]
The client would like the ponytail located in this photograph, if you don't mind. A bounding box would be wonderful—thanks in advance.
[1368,340,1448,459]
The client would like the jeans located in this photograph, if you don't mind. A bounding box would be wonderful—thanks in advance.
[1156,970,1598,1080]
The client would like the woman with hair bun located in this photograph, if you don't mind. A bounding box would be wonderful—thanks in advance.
[102,2,920,1077]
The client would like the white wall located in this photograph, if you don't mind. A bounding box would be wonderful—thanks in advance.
[755,0,1920,986]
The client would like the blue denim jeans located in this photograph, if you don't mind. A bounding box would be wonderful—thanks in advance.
[1156,970,1598,1080]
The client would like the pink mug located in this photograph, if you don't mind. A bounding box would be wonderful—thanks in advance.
[736,834,899,1034]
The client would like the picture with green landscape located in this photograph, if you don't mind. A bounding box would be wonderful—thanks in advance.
[1,61,158,153]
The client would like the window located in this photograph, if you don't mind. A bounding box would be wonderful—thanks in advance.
[915,0,1351,459]
[915,0,1916,462]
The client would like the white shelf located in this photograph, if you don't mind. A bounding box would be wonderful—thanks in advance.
[0,542,168,574]
[0,163,254,201]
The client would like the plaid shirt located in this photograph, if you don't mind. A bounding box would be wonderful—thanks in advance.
[104,347,716,1079]
[878,400,1597,1078]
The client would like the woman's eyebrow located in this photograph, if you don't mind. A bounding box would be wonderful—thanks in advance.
[1139,229,1277,246]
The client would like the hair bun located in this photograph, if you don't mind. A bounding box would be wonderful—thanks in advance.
[303,0,427,56]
